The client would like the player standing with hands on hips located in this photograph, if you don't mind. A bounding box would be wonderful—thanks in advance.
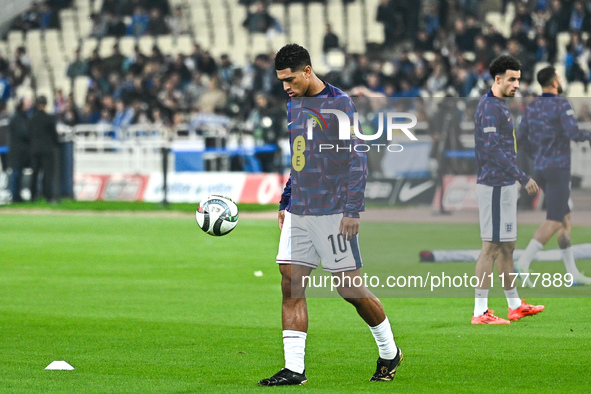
[258,44,402,386]
[516,66,591,286]
[472,55,544,325]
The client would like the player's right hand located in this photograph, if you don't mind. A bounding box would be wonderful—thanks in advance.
[278,210,285,230]
[524,178,539,195]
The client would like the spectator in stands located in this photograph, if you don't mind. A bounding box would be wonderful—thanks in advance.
[112,99,135,138]
[66,49,88,82]
[483,22,506,49]
[246,92,284,173]
[56,95,79,126]
[88,66,111,95]
[101,0,121,16]
[0,71,12,103]
[0,51,8,75]
[149,44,165,65]
[128,6,150,37]
[565,33,588,91]
[322,24,340,55]
[218,54,235,88]
[507,39,534,83]
[345,54,370,88]
[227,68,250,120]
[167,6,190,37]
[13,2,41,32]
[165,54,192,85]
[569,0,589,32]
[186,43,202,71]
[89,12,108,39]
[79,101,101,124]
[242,1,279,35]
[147,8,169,36]
[101,95,116,116]
[124,45,148,75]
[545,0,570,47]
[426,62,449,93]
[376,0,397,47]
[10,47,31,89]
[198,76,227,113]
[30,95,60,203]
[47,0,72,12]
[184,71,208,110]
[197,51,218,77]
[103,44,126,76]
[97,108,114,126]
[473,35,492,67]
[365,72,385,94]
[453,19,475,52]
[158,77,185,114]
[243,54,274,94]
[54,88,67,115]
[150,107,171,128]
[145,0,170,17]
[7,98,31,202]
[535,35,550,63]
[39,1,56,29]
[86,49,104,77]
[0,101,8,171]
[415,29,434,51]
[124,75,152,105]
[423,2,440,37]
[105,12,127,38]
[512,2,533,33]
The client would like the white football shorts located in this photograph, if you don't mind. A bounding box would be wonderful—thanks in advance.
[276,211,363,272]
[475,183,518,242]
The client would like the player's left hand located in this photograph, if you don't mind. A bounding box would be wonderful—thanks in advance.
[340,216,360,241]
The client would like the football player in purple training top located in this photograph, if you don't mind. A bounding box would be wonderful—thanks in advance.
[258,44,402,386]
[516,66,591,286]
[472,55,544,325]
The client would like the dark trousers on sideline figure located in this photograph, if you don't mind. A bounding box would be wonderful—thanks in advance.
[31,148,60,202]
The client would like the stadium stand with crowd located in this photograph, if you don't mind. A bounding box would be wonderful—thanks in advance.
[0,0,590,182]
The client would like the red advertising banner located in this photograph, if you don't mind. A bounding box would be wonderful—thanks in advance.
[239,174,289,205]
[74,174,150,201]
[432,175,478,211]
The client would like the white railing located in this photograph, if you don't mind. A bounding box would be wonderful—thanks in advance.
[61,123,172,174]
[64,122,591,187]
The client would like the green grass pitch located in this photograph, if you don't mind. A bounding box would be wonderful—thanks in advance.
[1,212,590,392]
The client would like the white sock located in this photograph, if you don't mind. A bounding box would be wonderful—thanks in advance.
[283,330,306,374]
[368,317,398,360]
[474,288,489,316]
[505,287,522,310]
[562,247,582,277]
[517,239,543,271]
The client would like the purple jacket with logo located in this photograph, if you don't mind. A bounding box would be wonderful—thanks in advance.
[517,93,591,170]
[474,90,530,187]
[279,82,367,217]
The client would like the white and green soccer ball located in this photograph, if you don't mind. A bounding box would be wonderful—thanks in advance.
[195,195,239,236]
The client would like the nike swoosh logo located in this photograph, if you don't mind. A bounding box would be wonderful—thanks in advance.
[334,257,346,263]
[288,121,295,126]
[398,180,435,202]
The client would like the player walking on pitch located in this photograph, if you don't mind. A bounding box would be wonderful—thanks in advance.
[258,44,402,386]
[472,55,544,325]
[516,66,591,286]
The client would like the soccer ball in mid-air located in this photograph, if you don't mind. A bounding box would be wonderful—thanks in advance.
[195,195,239,236]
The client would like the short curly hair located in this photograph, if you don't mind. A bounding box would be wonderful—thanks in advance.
[489,55,521,78]
[275,44,311,71]
[537,66,557,88]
